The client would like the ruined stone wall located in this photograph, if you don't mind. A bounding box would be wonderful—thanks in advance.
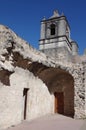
[82,62,86,118]
[59,62,85,118]
[55,61,86,119]
[0,24,86,130]
[0,53,86,130]
[71,63,85,119]
[0,67,54,129]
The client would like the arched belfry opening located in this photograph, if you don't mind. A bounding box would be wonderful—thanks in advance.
[50,24,56,35]
[29,62,74,118]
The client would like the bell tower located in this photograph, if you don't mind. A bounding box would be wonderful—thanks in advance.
[39,10,78,62]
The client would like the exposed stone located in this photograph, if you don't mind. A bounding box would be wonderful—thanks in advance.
[0,11,86,130]
[0,69,13,85]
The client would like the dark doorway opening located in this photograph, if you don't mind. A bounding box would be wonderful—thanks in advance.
[54,92,64,114]
[23,88,29,120]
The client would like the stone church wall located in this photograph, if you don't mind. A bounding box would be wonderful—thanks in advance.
[43,47,72,62]
[0,67,54,129]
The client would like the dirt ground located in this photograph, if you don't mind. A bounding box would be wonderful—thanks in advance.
[2,114,86,130]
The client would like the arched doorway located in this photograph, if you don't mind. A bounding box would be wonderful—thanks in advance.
[53,70,74,118]
[28,62,74,118]
[38,67,74,118]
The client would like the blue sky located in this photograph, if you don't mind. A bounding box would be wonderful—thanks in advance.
[0,0,86,54]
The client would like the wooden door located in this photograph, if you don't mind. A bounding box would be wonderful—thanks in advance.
[54,92,64,114]
[23,88,29,120]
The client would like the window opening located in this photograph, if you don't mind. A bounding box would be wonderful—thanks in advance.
[50,24,55,35]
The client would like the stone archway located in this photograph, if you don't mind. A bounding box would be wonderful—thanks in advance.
[28,62,74,118]
[38,67,74,118]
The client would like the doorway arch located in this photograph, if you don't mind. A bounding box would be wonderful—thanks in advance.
[38,67,74,118]
[28,62,74,118]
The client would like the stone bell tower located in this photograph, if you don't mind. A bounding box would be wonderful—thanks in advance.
[39,10,78,62]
